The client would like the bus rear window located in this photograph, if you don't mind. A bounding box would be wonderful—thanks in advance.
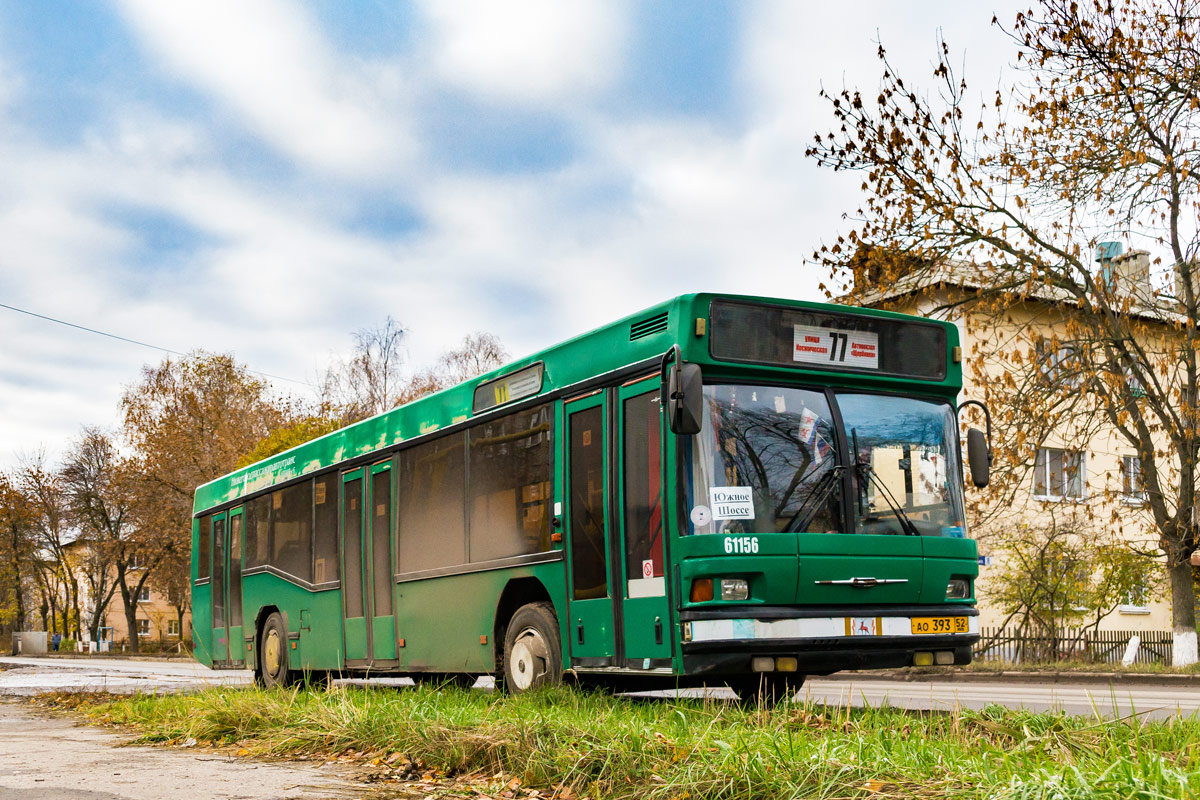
[710,300,947,380]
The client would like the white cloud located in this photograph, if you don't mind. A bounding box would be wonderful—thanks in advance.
[418,0,629,105]
[116,0,413,177]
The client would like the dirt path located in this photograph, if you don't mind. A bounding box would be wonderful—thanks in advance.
[0,699,358,800]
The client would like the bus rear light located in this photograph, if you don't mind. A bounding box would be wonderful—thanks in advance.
[720,578,749,602]
[935,651,955,665]
[751,656,775,672]
[690,578,714,602]
[913,651,934,666]
[775,657,799,672]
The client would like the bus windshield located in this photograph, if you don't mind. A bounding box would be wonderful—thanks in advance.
[837,393,965,538]
[684,384,843,534]
[683,385,966,537]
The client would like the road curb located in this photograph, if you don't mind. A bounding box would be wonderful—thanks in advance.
[823,669,1200,687]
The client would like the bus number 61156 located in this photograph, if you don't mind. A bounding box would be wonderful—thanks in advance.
[724,536,759,554]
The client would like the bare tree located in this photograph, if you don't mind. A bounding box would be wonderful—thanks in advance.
[60,428,154,652]
[808,0,1200,664]
[321,316,408,420]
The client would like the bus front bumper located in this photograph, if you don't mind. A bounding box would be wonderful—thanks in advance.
[678,605,980,676]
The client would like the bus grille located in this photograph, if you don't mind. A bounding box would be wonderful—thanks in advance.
[630,312,669,340]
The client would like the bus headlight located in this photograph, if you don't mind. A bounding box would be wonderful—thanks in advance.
[720,578,750,602]
[945,577,971,599]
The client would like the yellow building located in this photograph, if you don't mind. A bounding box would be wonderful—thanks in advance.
[845,247,1174,635]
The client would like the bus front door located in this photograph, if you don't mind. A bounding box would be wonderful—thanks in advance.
[616,379,672,665]
[565,393,617,662]
[341,463,398,668]
[209,508,245,666]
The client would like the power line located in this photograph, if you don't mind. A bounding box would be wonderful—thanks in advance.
[0,301,311,387]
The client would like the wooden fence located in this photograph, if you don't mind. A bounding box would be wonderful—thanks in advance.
[973,626,1174,665]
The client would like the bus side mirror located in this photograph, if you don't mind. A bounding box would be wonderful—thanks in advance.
[666,362,703,435]
[967,428,991,488]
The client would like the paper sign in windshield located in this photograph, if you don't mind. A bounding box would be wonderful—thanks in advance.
[793,324,879,369]
[709,487,754,520]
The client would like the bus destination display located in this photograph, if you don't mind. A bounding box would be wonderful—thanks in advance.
[792,324,879,369]
[710,299,946,380]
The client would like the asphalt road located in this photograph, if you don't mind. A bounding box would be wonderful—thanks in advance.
[4,656,1200,720]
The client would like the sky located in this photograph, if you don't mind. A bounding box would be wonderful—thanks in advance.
[0,0,1022,470]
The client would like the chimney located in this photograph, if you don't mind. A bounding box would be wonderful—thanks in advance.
[1110,249,1152,300]
[1175,259,1200,305]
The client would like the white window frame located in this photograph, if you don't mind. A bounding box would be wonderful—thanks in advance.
[137,585,151,603]
[167,619,180,637]
[1120,455,1147,505]
[1032,447,1086,500]
[136,619,151,638]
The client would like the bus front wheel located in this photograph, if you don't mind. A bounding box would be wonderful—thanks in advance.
[258,612,291,688]
[502,602,562,693]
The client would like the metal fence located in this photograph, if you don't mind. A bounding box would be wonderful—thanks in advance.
[973,626,1174,665]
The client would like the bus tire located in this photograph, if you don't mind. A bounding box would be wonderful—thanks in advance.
[258,612,291,688]
[728,673,804,705]
[502,602,562,693]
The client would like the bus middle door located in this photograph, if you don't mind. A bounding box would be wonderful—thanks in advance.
[209,508,246,666]
[341,462,398,668]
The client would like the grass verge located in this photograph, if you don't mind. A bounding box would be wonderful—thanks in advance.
[67,684,1200,800]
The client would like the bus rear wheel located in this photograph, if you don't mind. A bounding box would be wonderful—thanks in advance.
[728,673,804,705]
[258,612,291,688]
[502,602,561,693]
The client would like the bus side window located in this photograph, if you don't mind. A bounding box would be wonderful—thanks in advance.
[468,403,553,562]
[313,474,339,584]
[197,515,211,580]
[397,433,467,573]
[271,480,313,582]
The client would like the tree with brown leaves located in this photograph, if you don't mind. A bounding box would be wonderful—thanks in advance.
[808,0,1200,663]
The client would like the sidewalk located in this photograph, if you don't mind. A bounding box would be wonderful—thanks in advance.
[826,666,1200,686]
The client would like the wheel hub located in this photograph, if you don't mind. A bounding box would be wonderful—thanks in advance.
[509,626,549,690]
[263,629,281,677]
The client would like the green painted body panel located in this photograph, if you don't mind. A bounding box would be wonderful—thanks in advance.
[920,536,979,605]
[192,583,213,667]
[344,616,368,661]
[192,293,974,679]
[396,562,565,672]
[373,616,397,661]
[569,599,615,658]
[621,597,672,659]
[241,574,345,670]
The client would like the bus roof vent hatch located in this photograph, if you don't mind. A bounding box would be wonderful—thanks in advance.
[630,312,669,341]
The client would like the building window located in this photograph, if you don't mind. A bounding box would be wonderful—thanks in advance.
[137,619,151,638]
[138,585,151,602]
[1035,341,1082,388]
[1119,580,1151,615]
[1121,455,1146,503]
[1033,447,1085,499]
[167,620,180,637]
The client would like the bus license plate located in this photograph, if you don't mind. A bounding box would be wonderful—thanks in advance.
[911,617,968,635]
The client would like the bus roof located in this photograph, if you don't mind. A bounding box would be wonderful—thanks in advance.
[193,293,960,514]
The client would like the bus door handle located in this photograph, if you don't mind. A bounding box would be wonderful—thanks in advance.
[576,620,584,645]
[654,617,662,646]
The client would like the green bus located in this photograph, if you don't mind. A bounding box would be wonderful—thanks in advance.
[192,293,989,699]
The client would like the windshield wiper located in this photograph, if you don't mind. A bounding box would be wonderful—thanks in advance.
[851,428,920,537]
[784,464,845,533]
